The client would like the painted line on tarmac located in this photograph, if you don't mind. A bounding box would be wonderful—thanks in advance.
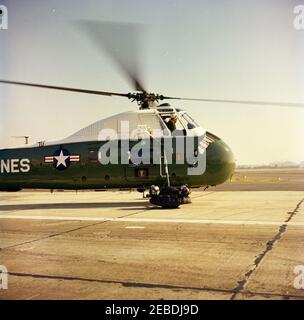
[0,214,304,226]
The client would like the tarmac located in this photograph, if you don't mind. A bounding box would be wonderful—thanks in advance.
[0,188,304,300]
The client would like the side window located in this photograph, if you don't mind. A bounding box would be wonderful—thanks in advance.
[162,116,186,136]
[135,168,149,178]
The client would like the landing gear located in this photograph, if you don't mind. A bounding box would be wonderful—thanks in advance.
[149,185,191,209]
[137,187,147,198]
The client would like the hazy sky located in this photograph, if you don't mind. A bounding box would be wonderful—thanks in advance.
[0,0,304,165]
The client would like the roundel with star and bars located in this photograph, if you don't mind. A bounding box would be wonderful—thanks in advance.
[44,147,80,171]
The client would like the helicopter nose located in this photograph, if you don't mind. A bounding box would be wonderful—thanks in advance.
[206,139,236,185]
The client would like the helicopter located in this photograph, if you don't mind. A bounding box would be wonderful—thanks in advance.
[0,21,303,208]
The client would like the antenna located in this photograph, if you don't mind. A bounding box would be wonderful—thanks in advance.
[11,136,29,145]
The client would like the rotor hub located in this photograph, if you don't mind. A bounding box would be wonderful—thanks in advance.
[127,92,165,109]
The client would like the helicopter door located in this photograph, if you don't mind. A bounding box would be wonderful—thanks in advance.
[124,142,161,184]
[166,136,188,185]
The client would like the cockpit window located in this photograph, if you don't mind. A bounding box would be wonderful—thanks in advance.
[182,113,198,129]
[162,115,186,136]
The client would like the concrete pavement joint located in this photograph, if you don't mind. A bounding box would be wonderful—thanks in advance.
[6,271,304,299]
[6,271,232,295]
[0,221,108,251]
[230,197,304,300]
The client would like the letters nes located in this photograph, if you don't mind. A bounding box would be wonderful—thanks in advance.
[0,159,31,174]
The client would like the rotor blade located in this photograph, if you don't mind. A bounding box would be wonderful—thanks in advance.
[79,20,146,92]
[162,96,304,108]
[0,80,130,98]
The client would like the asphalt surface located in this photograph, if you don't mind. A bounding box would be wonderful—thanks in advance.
[0,190,304,299]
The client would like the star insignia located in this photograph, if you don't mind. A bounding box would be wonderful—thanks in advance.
[44,148,80,171]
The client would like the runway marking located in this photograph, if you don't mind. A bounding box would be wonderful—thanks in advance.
[18,246,35,251]
[0,214,304,226]
[125,226,145,229]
